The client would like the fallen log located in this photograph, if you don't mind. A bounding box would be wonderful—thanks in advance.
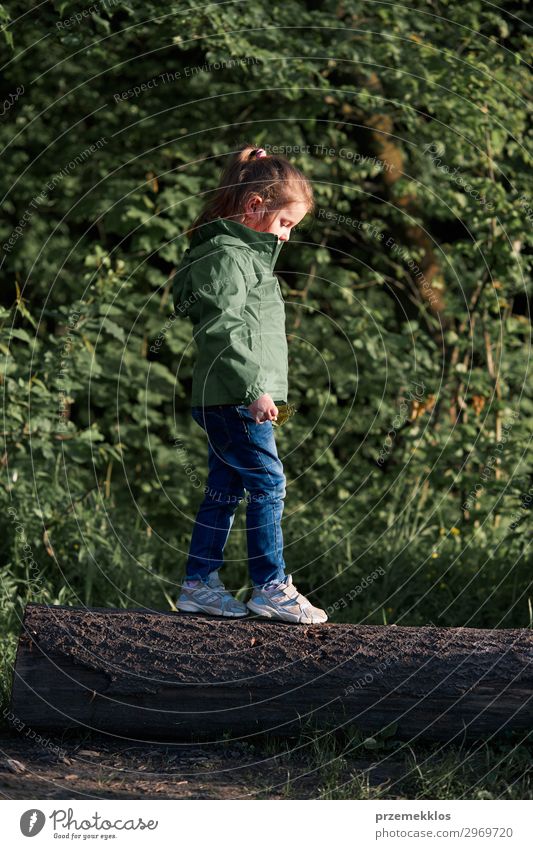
[9,603,533,743]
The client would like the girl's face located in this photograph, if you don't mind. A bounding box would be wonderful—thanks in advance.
[242,197,309,241]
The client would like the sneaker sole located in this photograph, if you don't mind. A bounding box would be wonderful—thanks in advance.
[176,599,248,618]
[246,599,327,624]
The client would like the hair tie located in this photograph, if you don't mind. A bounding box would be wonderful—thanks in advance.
[254,148,267,158]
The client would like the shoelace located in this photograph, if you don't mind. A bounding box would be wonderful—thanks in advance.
[207,577,237,600]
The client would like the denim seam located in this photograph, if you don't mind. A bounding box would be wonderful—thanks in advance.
[201,409,233,454]
[272,501,279,570]
[235,407,279,489]
[235,406,254,443]
[246,442,285,577]
[249,429,282,512]
[204,499,222,570]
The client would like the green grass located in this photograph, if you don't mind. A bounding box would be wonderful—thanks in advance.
[244,724,533,800]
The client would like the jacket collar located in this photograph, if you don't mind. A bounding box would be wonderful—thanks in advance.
[189,217,284,267]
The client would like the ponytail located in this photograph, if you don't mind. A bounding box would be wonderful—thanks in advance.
[185,142,314,240]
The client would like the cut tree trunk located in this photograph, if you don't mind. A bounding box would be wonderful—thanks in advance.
[9,603,533,743]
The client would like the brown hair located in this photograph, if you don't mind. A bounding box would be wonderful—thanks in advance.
[185,142,314,240]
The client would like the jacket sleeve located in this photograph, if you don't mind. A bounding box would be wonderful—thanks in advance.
[191,250,267,406]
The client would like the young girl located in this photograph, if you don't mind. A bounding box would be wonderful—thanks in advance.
[172,143,327,624]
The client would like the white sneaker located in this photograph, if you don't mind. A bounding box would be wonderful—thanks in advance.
[176,570,248,617]
[247,574,328,624]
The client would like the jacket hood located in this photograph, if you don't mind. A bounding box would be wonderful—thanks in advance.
[172,217,284,317]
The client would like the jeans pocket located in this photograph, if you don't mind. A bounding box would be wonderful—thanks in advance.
[236,404,265,427]
[203,408,233,453]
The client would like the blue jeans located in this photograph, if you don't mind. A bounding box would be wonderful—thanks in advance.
[185,404,289,588]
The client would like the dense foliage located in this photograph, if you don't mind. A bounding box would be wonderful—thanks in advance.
[0,0,531,686]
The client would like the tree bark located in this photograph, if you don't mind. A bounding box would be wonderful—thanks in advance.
[10,603,533,743]
[352,74,447,321]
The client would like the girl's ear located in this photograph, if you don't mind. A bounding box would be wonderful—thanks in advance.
[242,194,265,226]
[247,193,264,213]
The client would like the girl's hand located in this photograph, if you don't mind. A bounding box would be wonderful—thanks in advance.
[247,393,278,424]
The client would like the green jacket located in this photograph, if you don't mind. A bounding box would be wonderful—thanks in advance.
[172,217,288,407]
